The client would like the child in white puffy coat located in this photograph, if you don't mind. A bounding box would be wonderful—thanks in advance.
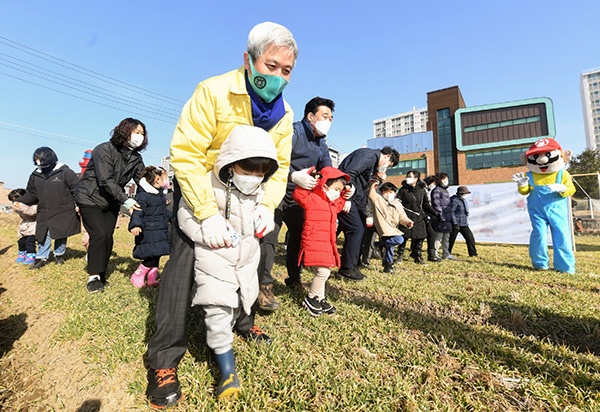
[176,125,279,398]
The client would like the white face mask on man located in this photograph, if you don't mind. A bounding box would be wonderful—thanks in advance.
[313,118,332,136]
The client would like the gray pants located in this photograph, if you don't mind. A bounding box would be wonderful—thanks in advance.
[433,231,451,258]
[204,305,240,355]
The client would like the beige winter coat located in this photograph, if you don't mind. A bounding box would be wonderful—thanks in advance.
[177,126,278,315]
[12,202,37,237]
[368,183,412,237]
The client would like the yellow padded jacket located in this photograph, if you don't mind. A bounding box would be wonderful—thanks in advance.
[170,66,293,220]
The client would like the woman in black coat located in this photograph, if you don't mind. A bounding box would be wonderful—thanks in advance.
[75,118,147,293]
[396,170,437,264]
[18,147,81,269]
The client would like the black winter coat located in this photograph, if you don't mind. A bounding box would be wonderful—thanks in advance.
[128,179,171,259]
[397,180,437,240]
[339,148,381,213]
[18,163,81,243]
[75,141,144,210]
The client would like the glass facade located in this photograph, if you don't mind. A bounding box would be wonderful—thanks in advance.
[437,108,455,183]
[466,147,527,169]
[387,158,427,176]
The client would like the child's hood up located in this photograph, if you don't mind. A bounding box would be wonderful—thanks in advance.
[214,125,279,185]
[314,166,350,191]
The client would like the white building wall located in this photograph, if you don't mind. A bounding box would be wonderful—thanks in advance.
[373,107,428,138]
[581,68,600,150]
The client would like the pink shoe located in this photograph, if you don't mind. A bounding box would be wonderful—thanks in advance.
[147,267,160,287]
[130,264,150,288]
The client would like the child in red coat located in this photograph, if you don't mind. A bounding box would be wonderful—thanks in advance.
[293,166,350,316]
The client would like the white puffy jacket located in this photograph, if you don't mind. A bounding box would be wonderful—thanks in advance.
[177,125,278,315]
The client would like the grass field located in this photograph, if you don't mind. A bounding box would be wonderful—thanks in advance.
[0,212,599,411]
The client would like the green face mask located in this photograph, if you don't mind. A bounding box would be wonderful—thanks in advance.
[248,54,288,103]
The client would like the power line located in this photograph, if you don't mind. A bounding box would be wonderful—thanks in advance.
[0,59,180,120]
[0,52,182,116]
[0,70,176,124]
[0,35,186,106]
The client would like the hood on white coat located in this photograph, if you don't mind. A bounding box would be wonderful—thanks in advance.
[214,125,279,185]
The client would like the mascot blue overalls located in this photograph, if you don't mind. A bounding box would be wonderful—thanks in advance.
[512,138,576,274]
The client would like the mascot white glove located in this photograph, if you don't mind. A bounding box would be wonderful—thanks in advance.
[254,204,275,238]
[547,183,567,193]
[512,172,529,187]
[200,213,231,248]
[343,184,356,199]
[291,168,317,190]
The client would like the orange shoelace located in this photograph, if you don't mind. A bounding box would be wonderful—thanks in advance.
[155,368,177,388]
[248,325,264,336]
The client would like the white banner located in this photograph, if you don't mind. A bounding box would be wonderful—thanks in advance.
[448,182,554,245]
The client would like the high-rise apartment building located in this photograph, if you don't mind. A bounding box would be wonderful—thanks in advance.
[581,68,600,150]
[373,107,427,138]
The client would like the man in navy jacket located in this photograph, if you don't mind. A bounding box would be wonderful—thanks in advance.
[237,97,335,329]
[337,146,399,280]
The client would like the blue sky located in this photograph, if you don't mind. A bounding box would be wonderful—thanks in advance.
[1,1,598,189]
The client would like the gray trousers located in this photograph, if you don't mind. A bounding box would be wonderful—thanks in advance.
[204,305,240,355]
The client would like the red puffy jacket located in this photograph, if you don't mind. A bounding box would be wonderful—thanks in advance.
[293,166,349,268]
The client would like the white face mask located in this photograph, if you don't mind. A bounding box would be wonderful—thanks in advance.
[128,133,144,149]
[232,172,263,195]
[325,189,341,202]
[314,119,332,136]
[461,194,469,199]
[378,164,388,173]
[428,184,436,191]
[385,193,396,203]
[441,180,449,187]
[405,177,416,185]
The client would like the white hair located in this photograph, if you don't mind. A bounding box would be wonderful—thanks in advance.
[247,21,298,61]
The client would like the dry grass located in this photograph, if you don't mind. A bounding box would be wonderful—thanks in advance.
[0,211,599,411]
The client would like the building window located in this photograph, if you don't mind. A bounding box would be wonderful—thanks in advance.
[464,115,541,132]
[387,158,427,176]
[437,108,455,183]
[466,148,527,170]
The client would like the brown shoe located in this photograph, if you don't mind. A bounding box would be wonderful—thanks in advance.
[257,283,280,311]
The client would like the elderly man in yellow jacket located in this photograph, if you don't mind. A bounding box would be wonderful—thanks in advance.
[145,22,298,408]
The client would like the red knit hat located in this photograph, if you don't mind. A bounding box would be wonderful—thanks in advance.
[525,138,562,156]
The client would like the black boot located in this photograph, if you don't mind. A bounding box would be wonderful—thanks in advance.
[411,239,427,265]
[383,261,394,273]
[396,241,406,264]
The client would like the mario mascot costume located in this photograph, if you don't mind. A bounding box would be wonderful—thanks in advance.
[512,138,576,274]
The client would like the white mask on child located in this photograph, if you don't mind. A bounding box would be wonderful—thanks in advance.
[385,193,396,203]
[325,189,341,202]
[232,172,263,195]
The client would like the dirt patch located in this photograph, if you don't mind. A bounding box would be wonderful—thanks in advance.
[0,216,138,411]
